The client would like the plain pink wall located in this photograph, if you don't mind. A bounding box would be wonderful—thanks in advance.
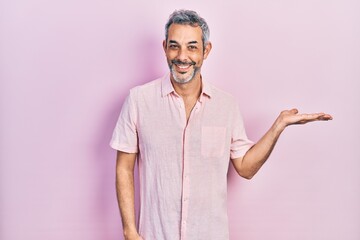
[1,0,359,239]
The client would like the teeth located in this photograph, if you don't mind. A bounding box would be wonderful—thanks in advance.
[177,65,190,69]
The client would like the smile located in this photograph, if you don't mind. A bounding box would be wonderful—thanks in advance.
[176,64,191,70]
[172,60,195,72]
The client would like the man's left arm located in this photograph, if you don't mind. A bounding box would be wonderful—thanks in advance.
[232,108,332,179]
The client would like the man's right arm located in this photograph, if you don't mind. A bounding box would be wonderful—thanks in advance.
[116,151,143,240]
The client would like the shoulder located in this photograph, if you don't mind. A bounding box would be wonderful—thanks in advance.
[206,82,238,107]
[130,78,162,94]
[127,77,164,102]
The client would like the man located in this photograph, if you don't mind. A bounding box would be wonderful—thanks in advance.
[110,10,332,240]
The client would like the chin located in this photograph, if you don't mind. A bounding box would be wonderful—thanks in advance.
[171,67,199,84]
[171,72,194,84]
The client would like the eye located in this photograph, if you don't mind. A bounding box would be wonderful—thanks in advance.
[188,45,197,50]
[169,44,179,49]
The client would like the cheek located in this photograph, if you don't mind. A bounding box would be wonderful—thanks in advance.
[190,51,204,61]
[192,55,204,65]
[166,52,177,61]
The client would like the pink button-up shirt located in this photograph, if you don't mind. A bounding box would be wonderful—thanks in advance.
[110,74,253,240]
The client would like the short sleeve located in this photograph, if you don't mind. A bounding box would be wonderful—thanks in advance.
[230,105,254,159]
[109,90,138,153]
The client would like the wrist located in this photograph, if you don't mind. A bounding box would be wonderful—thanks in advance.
[272,118,286,135]
[123,227,139,239]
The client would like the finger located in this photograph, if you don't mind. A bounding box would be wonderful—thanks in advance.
[298,113,332,122]
[318,114,333,120]
[311,113,328,119]
[312,113,333,120]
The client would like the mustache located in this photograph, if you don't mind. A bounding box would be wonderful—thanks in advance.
[171,59,196,66]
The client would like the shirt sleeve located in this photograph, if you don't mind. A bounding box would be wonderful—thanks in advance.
[109,89,138,153]
[230,104,254,159]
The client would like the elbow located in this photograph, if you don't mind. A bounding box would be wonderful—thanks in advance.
[233,155,259,180]
[240,172,255,180]
[236,169,255,180]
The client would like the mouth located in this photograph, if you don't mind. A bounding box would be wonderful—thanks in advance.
[171,60,195,73]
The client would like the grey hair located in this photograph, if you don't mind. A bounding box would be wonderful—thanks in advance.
[165,9,210,46]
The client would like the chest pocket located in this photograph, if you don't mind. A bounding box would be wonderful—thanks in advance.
[201,126,226,158]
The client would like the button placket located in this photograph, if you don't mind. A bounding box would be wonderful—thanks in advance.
[180,138,189,240]
[180,119,192,240]
[180,98,200,240]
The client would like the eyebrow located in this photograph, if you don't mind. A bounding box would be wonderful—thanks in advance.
[169,40,178,44]
[168,40,199,45]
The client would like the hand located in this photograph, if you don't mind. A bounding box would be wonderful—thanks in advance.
[124,231,143,240]
[125,235,143,240]
[276,108,333,131]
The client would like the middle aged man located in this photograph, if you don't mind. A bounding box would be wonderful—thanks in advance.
[110,9,332,240]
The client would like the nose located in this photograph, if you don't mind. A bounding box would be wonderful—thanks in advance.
[176,47,189,62]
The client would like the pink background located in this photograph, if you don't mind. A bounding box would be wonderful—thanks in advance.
[1,0,359,239]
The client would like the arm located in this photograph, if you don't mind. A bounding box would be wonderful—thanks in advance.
[116,151,143,240]
[232,108,332,179]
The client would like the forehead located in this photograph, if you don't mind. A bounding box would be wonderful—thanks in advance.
[167,24,202,43]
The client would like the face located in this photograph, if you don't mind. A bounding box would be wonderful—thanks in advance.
[163,24,212,84]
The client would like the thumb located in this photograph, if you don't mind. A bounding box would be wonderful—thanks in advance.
[290,108,298,114]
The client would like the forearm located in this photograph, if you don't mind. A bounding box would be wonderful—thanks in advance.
[116,153,139,240]
[236,118,285,179]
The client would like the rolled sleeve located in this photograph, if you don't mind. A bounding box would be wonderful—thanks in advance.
[230,105,254,159]
[110,89,138,153]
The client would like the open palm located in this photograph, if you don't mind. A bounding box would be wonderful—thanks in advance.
[279,108,333,127]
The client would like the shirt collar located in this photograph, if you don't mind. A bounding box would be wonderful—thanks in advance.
[161,73,175,97]
[199,78,212,102]
[161,73,213,101]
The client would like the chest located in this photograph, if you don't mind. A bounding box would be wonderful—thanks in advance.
[137,95,232,148]
[184,98,198,122]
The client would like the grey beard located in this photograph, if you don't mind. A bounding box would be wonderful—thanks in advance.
[170,65,200,84]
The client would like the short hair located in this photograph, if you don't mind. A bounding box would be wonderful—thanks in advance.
[165,9,210,46]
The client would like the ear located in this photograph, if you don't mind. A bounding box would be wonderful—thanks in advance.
[203,41,212,60]
[163,40,167,53]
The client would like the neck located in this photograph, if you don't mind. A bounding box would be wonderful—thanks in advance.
[171,74,202,99]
